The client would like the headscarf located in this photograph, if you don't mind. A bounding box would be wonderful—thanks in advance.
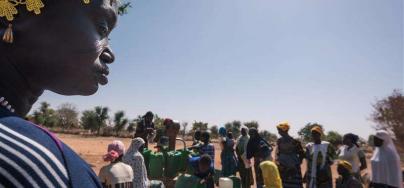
[219,127,227,137]
[276,121,290,132]
[371,130,403,188]
[123,137,145,163]
[337,160,353,173]
[311,126,323,135]
[344,133,360,147]
[103,140,125,162]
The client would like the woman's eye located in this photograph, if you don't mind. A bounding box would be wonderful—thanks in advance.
[98,23,109,37]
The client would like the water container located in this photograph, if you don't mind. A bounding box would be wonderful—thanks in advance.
[149,152,164,178]
[228,176,241,188]
[219,177,233,188]
[175,174,207,188]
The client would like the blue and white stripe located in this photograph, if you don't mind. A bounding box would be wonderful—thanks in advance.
[0,123,69,188]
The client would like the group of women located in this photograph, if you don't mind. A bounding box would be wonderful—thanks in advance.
[213,122,403,188]
[98,121,403,188]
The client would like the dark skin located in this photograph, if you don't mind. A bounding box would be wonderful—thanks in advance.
[0,0,118,116]
[241,128,247,136]
[311,131,322,144]
[342,136,367,171]
[248,128,258,139]
[277,128,289,138]
[337,165,350,178]
[373,136,384,147]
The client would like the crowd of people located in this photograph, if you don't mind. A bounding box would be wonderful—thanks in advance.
[97,112,403,188]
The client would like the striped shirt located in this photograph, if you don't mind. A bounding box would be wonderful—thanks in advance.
[0,108,102,188]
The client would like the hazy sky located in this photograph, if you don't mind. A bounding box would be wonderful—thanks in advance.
[34,0,403,138]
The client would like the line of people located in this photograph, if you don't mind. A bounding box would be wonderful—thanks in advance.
[98,111,402,188]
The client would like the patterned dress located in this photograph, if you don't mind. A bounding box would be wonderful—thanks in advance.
[275,136,305,188]
[123,138,149,188]
[305,141,336,188]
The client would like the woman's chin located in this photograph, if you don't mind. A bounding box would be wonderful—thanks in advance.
[50,83,100,96]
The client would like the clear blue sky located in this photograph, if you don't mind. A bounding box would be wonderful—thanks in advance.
[34,0,403,138]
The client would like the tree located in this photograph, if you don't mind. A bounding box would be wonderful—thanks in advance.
[154,114,165,130]
[192,121,208,131]
[94,106,109,135]
[259,130,278,143]
[224,120,242,138]
[210,125,219,138]
[113,111,128,135]
[298,123,324,143]
[127,120,136,133]
[81,110,98,132]
[56,103,79,130]
[325,131,342,148]
[371,90,404,145]
[32,102,58,128]
[181,122,188,138]
[244,121,259,129]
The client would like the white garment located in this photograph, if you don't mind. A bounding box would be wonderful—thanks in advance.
[306,141,330,188]
[236,135,251,168]
[371,130,403,188]
[338,145,363,173]
[123,138,149,188]
[98,162,134,188]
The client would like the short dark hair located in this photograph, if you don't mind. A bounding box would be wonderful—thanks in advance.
[144,111,154,118]
[199,154,212,166]
[201,131,210,139]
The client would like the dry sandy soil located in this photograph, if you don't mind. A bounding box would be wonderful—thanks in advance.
[59,134,376,187]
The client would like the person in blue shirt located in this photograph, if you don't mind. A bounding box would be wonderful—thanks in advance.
[0,0,122,186]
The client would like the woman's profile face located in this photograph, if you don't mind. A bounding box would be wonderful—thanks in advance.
[9,0,118,95]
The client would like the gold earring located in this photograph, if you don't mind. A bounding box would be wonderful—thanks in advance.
[2,24,13,44]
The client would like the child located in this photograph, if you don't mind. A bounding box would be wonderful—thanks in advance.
[99,140,134,188]
[189,154,215,188]
[259,141,282,188]
[335,160,362,188]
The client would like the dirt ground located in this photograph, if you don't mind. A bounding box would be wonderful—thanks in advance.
[59,134,376,187]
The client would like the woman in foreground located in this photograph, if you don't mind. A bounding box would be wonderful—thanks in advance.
[0,0,119,186]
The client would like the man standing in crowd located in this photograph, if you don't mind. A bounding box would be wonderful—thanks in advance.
[134,111,156,150]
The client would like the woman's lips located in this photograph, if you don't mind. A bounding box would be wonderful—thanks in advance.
[96,63,110,85]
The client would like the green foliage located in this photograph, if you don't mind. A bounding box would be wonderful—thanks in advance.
[192,121,208,131]
[244,121,259,129]
[127,120,136,133]
[118,2,132,15]
[154,114,165,130]
[297,122,324,143]
[81,110,98,132]
[259,130,277,143]
[224,120,241,138]
[325,131,342,148]
[56,103,79,130]
[32,102,58,128]
[113,111,129,135]
[210,125,219,138]
[81,106,109,135]
[371,90,404,145]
